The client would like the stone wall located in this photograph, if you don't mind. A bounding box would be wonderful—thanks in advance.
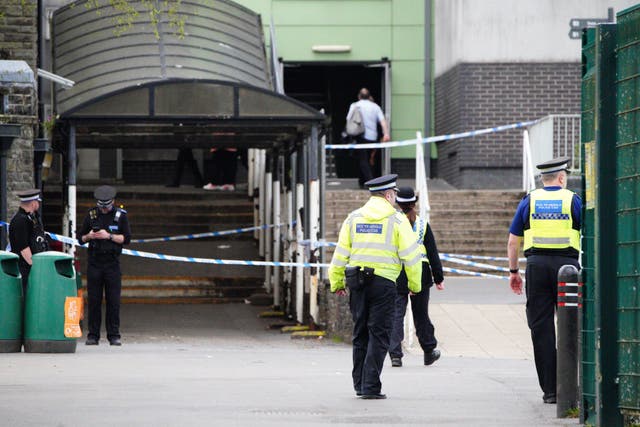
[5,117,36,214]
[434,62,581,189]
[0,1,38,69]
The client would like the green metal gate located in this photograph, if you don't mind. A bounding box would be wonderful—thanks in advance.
[580,27,597,425]
[615,5,640,422]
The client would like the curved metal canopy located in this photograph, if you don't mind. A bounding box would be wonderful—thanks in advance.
[52,0,325,149]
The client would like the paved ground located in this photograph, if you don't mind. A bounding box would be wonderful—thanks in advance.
[0,278,580,427]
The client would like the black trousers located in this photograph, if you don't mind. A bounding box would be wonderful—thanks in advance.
[525,254,580,395]
[389,285,436,359]
[349,275,396,395]
[208,150,238,185]
[87,257,122,341]
[171,148,204,186]
[18,263,30,296]
[355,136,375,186]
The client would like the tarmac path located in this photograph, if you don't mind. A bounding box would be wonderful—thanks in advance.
[0,278,579,426]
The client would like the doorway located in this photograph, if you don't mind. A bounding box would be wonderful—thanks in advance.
[283,63,388,178]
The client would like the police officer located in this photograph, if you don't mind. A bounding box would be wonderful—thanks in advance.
[329,174,422,399]
[78,186,131,346]
[388,187,444,368]
[9,189,50,294]
[507,157,581,404]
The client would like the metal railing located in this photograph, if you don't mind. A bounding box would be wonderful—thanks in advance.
[524,114,581,191]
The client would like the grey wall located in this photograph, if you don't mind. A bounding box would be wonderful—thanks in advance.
[434,62,581,189]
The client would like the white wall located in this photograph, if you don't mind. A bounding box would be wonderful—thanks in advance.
[435,0,638,76]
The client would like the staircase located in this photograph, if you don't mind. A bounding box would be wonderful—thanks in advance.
[324,189,525,275]
[43,185,264,303]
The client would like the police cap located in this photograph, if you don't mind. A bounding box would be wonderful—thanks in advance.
[396,187,417,203]
[17,189,42,202]
[94,185,116,202]
[365,174,398,192]
[536,156,571,174]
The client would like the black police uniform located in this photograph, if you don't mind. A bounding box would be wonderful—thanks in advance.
[78,187,131,344]
[389,222,443,362]
[510,157,581,400]
[9,191,49,294]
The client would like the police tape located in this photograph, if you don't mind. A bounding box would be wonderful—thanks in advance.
[325,120,537,150]
[46,231,329,269]
[441,252,526,263]
[130,223,292,243]
[442,267,508,280]
[440,254,509,273]
[45,231,509,278]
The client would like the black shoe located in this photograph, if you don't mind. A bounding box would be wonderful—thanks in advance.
[424,349,441,366]
[391,357,402,367]
[85,337,99,345]
[355,392,362,397]
[542,393,557,404]
[359,393,386,400]
[109,338,122,346]
[165,183,179,188]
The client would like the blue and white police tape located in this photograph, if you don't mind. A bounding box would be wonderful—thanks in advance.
[46,231,510,276]
[46,231,330,269]
[441,253,526,263]
[440,254,509,273]
[130,223,292,243]
[325,120,537,150]
[442,266,508,280]
[298,239,337,248]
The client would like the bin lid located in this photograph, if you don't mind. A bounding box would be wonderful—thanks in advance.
[32,251,73,261]
[0,250,19,260]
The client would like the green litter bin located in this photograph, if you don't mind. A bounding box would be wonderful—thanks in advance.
[0,251,23,353]
[24,251,78,353]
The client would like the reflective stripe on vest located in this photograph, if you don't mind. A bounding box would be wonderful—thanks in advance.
[523,188,580,251]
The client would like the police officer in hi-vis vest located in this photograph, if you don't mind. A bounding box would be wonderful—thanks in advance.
[329,174,422,400]
[388,187,444,368]
[507,157,581,404]
[9,189,50,294]
[78,186,131,346]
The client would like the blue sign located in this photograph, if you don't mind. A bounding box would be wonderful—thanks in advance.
[355,224,383,234]
[534,200,563,214]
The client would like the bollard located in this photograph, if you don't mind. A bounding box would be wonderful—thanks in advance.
[557,264,581,417]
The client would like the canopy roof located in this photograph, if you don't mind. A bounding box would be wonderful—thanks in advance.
[52,0,325,149]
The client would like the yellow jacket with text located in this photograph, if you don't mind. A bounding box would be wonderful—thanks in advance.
[329,196,422,293]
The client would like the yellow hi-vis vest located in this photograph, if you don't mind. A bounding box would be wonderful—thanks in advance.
[523,188,580,251]
[413,215,428,263]
[329,196,423,293]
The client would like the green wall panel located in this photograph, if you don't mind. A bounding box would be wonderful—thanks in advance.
[274,27,392,61]
[392,27,424,60]
[392,61,424,95]
[272,0,391,26]
[392,94,423,129]
[392,0,423,25]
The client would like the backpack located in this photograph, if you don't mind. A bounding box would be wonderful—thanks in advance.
[345,104,365,136]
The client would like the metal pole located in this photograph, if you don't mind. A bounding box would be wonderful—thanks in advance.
[264,155,273,293]
[68,124,77,257]
[424,0,433,178]
[295,146,305,324]
[319,131,326,280]
[557,264,581,417]
[272,154,283,309]
[0,149,7,249]
[308,127,320,324]
[258,150,265,255]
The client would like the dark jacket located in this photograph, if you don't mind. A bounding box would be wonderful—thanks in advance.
[396,223,443,294]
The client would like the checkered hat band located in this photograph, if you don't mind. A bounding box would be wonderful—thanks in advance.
[368,182,396,192]
[20,195,40,202]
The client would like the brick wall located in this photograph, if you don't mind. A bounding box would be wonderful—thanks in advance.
[0,1,37,68]
[434,62,581,189]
